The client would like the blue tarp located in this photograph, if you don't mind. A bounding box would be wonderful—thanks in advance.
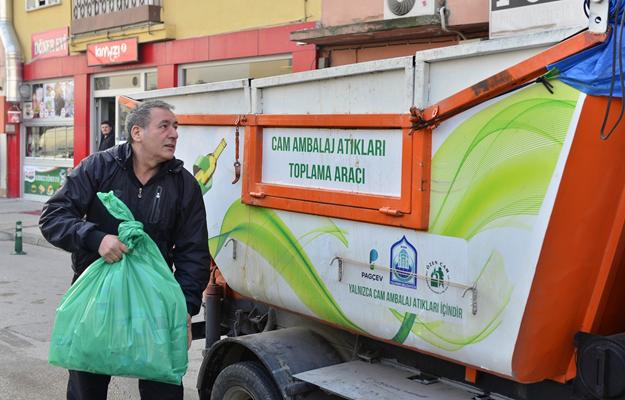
[549,1,625,97]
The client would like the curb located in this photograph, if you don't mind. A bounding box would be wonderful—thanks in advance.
[0,230,59,250]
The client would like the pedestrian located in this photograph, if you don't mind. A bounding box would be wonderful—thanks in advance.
[39,100,211,400]
[98,120,115,151]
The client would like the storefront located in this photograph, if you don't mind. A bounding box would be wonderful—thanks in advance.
[8,22,316,198]
[22,78,74,200]
[91,69,158,149]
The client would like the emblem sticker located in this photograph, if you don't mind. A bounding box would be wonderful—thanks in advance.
[389,236,417,289]
[425,260,450,294]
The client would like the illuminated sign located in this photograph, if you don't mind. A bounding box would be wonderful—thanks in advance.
[87,38,139,66]
[32,28,69,60]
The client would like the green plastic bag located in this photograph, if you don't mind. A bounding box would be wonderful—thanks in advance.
[49,191,188,385]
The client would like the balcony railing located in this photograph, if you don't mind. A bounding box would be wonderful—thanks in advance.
[72,0,163,35]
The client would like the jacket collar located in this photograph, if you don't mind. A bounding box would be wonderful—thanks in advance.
[113,142,184,174]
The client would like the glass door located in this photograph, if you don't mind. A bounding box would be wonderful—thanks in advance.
[91,69,157,153]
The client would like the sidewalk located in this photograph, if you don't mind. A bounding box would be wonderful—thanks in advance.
[0,197,53,249]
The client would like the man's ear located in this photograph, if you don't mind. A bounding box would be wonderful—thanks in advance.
[130,125,142,143]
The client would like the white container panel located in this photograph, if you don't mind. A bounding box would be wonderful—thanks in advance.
[253,57,414,114]
[129,79,251,114]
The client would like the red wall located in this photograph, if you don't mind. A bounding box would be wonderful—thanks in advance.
[7,22,316,197]
[23,22,316,80]
[73,74,90,164]
[3,97,21,198]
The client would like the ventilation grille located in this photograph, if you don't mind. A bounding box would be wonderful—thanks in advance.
[387,0,416,16]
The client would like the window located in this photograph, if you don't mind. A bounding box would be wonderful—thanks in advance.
[94,74,141,91]
[29,81,74,120]
[26,0,60,11]
[145,72,158,91]
[26,126,74,159]
[182,56,292,86]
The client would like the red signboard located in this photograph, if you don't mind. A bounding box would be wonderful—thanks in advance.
[31,28,69,60]
[87,38,139,66]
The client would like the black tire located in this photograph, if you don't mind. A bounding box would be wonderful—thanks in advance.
[210,361,283,400]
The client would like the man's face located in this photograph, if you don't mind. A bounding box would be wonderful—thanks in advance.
[135,108,179,163]
[100,123,112,135]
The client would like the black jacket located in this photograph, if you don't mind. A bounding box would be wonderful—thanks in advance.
[39,142,210,315]
[98,132,115,152]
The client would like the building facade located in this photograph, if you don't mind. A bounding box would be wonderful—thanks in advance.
[3,0,320,199]
[2,0,572,199]
[291,0,488,67]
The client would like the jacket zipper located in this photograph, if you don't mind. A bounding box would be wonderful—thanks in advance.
[148,186,163,224]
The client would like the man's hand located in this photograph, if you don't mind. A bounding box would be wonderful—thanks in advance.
[98,234,129,263]
[187,315,192,349]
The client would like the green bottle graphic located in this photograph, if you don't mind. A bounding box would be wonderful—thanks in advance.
[193,138,227,194]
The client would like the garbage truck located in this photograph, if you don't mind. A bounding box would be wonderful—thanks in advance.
[125,1,625,398]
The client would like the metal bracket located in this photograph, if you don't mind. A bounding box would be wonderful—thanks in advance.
[379,207,403,217]
[589,0,610,34]
[409,105,425,131]
[224,238,237,260]
[330,256,344,282]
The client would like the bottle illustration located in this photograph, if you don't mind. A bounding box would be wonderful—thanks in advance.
[193,138,227,194]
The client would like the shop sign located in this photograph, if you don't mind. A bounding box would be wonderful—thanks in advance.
[7,110,21,124]
[31,27,69,60]
[23,165,72,197]
[29,81,74,119]
[262,128,403,196]
[87,38,138,66]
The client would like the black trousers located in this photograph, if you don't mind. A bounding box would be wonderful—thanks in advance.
[67,370,183,400]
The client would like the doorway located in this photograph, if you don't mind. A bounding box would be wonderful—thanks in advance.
[94,97,116,152]
[91,69,156,154]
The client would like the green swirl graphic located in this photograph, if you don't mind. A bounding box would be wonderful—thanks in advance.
[210,201,360,332]
[390,81,579,349]
[430,82,579,239]
[391,251,513,350]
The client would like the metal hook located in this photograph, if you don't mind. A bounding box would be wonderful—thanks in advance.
[330,256,344,282]
[231,115,245,185]
[462,285,478,316]
[224,238,237,260]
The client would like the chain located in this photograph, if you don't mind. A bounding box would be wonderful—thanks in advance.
[232,115,246,184]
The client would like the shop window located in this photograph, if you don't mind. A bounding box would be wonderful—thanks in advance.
[26,126,74,159]
[94,74,141,91]
[182,56,292,86]
[26,0,60,11]
[27,81,74,120]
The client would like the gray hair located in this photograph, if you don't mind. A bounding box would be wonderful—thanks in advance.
[125,100,175,143]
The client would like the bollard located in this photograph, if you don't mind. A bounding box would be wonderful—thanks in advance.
[11,221,26,255]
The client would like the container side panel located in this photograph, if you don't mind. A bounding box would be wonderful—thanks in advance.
[195,81,584,377]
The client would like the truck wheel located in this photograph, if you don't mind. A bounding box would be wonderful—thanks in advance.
[210,361,282,400]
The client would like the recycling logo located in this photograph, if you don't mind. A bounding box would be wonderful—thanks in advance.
[425,260,450,294]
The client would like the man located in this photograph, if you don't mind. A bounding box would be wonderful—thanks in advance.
[98,120,115,151]
[39,100,210,400]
